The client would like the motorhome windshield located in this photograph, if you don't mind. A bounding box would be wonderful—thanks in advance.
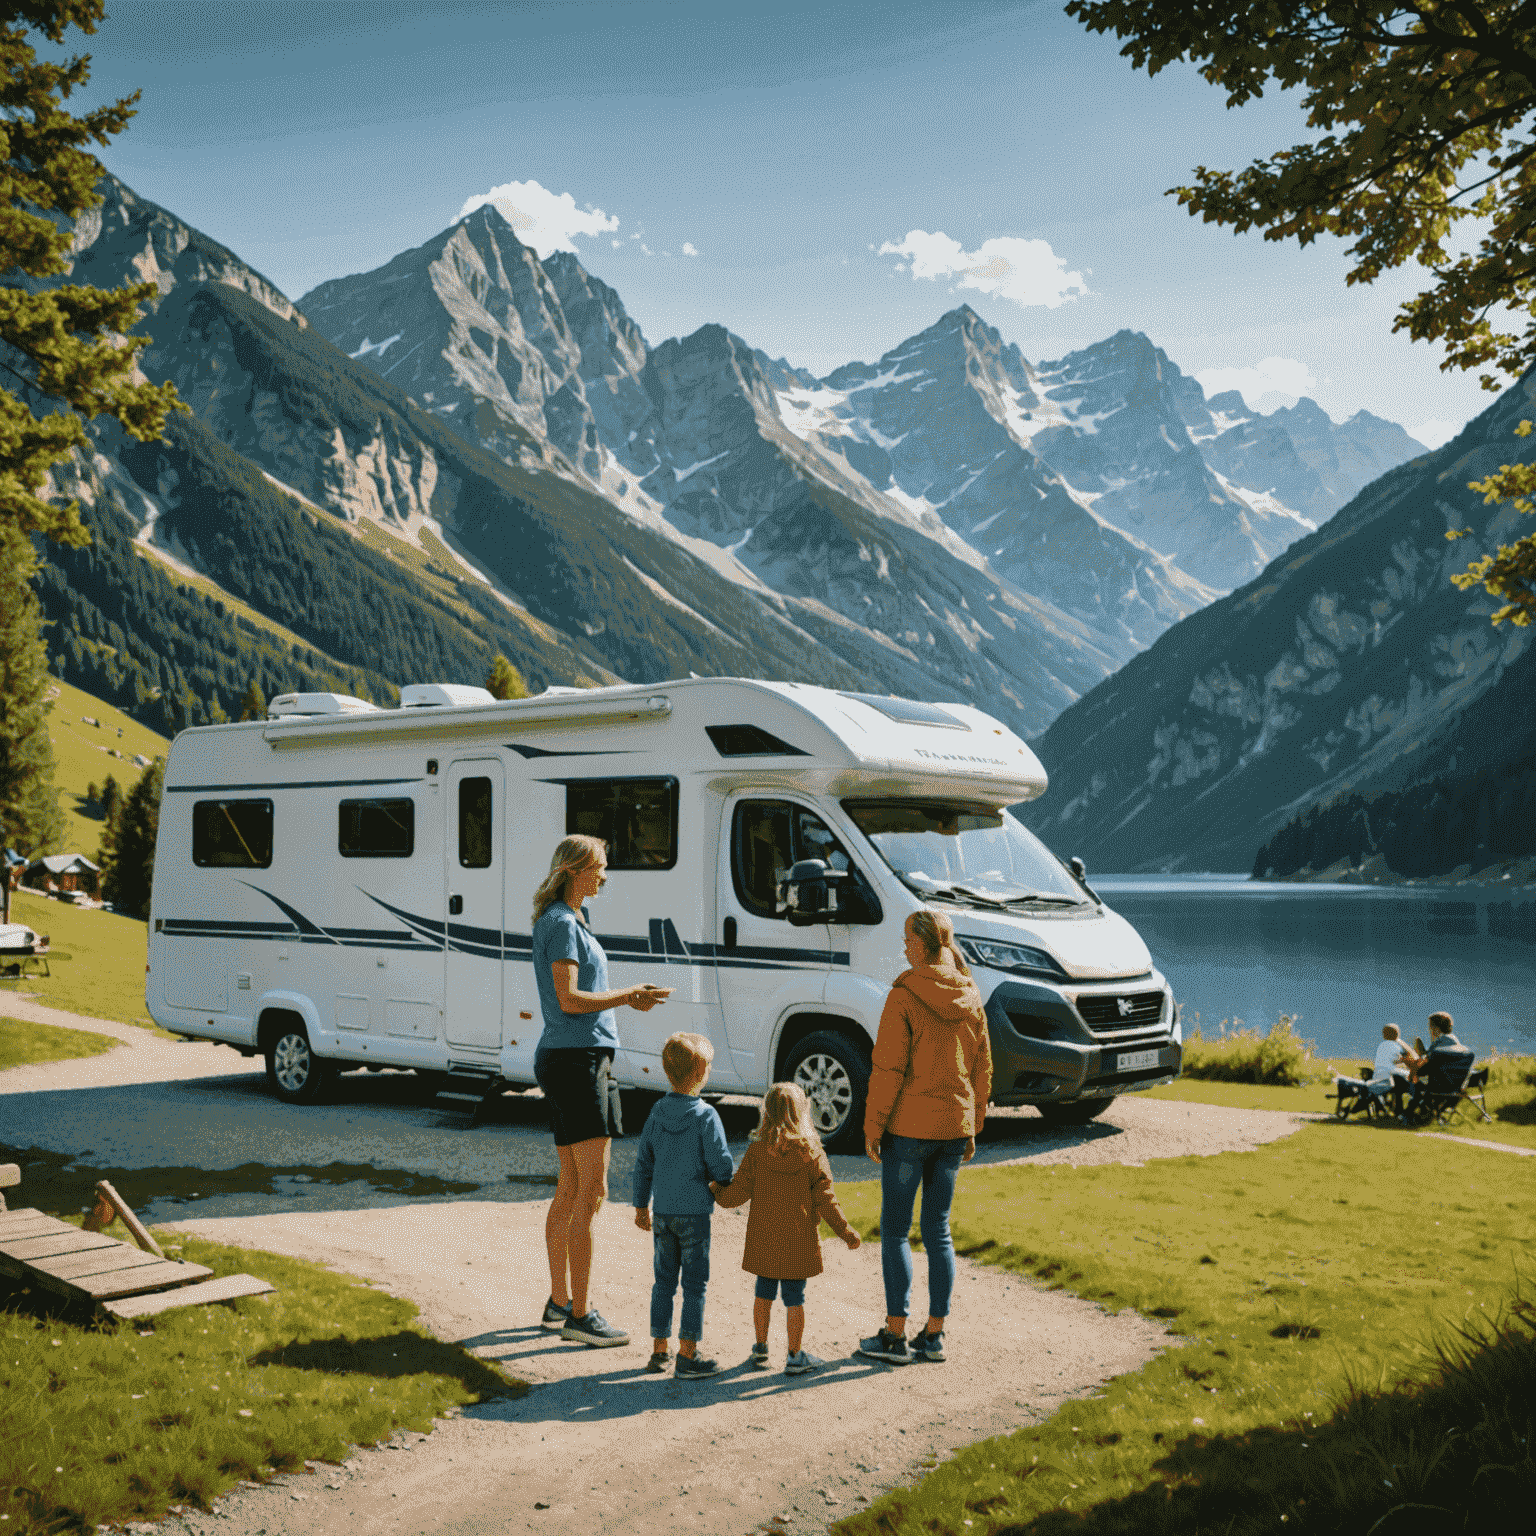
[842,800,1084,908]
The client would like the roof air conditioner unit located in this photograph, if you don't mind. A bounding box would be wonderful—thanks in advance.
[267,693,379,719]
[399,683,497,709]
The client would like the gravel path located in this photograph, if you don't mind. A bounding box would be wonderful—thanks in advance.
[4,996,1318,1535]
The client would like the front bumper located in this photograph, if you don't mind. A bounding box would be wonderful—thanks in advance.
[984,975,1181,1105]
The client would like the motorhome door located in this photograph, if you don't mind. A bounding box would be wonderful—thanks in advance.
[445,760,504,1051]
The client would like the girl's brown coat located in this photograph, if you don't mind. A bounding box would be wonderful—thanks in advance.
[712,1137,855,1280]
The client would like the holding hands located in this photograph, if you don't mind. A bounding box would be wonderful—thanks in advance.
[634,1206,652,1232]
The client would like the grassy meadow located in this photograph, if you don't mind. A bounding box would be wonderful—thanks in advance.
[833,1124,1536,1536]
[0,1224,523,1535]
[0,1016,118,1069]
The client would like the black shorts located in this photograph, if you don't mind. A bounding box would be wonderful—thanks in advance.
[534,1047,623,1146]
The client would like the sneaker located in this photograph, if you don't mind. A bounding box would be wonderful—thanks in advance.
[856,1329,910,1365]
[912,1330,946,1363]
[785,1349,824,1376]
[540,1297,573,1331]
[749,1342,771,1370]
[674,1352,720,1379]
[561,1310,630,1348]
[646,1350,670,1374]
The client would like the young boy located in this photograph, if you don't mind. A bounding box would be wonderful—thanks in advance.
[632,1031,735,1378]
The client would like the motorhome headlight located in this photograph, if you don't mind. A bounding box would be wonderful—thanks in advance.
[956,936,1067,981]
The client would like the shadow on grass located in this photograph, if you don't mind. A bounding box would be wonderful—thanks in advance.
[978,1306,1536,1536]
[248,1327,524,1400]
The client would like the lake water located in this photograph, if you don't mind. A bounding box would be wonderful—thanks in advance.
[1095,875,1536,1064]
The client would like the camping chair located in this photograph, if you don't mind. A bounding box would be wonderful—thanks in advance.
[1456,1065,1493,1124]
[1331,1067,1401,1121]
[1400,1047,1478,1128]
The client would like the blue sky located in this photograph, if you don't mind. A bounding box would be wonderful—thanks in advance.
[73,0,1496,446]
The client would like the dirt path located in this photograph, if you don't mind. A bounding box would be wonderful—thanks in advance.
[152,1198,1174,1536]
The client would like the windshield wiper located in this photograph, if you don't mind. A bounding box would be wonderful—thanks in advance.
[1000,892,1083,908]
[903,878,1013,911]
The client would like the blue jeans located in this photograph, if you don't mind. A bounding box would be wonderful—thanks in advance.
[879,1134,967,1320]
[650,1213,712,1342]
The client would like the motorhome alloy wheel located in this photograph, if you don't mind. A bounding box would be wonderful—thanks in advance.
[786,1030,870,1152]
[265,1022,330,1104]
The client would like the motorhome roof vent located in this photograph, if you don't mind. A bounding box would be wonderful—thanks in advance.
[539,685,588,697]
[267,692,379,719]
[399,683,497,709]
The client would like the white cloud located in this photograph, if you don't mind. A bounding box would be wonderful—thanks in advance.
[457,179,618,258]
[1196,357,1320,413]
[682,241,699,257]
[876,229,1088,309]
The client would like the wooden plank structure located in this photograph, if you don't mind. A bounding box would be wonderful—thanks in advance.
[0,1164,274,1319]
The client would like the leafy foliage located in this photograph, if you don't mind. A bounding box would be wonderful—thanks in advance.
[0,524,63,857]
[1068,1,1536,621]
[1181,1013,1318,1085]
[0,0,183,547]
[99,757,159,918]
[485,652,528,700]
[1453,418,1536,621]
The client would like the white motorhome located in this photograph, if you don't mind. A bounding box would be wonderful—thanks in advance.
[147,678,1181,1148]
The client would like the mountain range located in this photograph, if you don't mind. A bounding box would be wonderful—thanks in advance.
[19,175,1427,770]
[1018,369,1536,874]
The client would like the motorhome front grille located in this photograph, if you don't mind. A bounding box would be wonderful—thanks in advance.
[1075,991,1164,1030]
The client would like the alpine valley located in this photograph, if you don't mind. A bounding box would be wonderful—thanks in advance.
[19,176,1429,751]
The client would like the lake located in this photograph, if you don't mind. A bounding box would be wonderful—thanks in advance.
[1095,875,1536,1064]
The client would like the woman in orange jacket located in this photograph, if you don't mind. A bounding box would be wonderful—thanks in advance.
[857,908,992,1366]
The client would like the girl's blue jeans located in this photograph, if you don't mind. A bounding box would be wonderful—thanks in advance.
[649,1213,712,1341]
[879,1134,967,1320]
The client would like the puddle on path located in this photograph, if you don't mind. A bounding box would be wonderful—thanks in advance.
[0,1144,485,1223]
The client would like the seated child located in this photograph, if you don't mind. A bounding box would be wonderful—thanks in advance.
[1371,1023,1417,1108]
[710,1082,860,1376]
[632,1031,735,1378]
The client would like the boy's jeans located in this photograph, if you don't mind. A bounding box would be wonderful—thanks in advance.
[649,1213,712,1341]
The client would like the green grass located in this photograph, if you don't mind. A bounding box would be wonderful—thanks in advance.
[43,676,169,857]
[0,1016,118,1069]
[0,890,160,1030]
[1181,1013,1316,1085]
[0,1222,524,1535]
[831,1124,1536,1536]
[1147,1053,1536,1152]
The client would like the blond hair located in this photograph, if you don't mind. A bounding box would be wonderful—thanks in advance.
[662,1031,714,1091]
[531,834,607,925]
[752,1082,820,1157]
[907,908,971,977]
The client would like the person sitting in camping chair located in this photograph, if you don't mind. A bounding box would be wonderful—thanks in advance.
[1368,1023,1419,1116]
[1399,1013,1477,1127]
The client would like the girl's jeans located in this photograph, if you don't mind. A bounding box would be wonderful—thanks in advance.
[879,1134,967,1320]
[649,1213,712,1341]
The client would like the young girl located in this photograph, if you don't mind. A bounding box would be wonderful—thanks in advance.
[710,1082,861,1374]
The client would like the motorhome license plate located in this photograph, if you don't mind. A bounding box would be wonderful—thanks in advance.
[1117,1049,1159,1072]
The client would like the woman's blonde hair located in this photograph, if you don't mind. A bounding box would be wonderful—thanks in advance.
[752,1082,820,1157]
[907,907,971,977]
[531,834,607,925]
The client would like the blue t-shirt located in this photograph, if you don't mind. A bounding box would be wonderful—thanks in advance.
[532,902,619,1052]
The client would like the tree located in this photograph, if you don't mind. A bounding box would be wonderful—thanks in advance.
[98,769,120,828]
[236,679,266,721]
[100,757,160,918]
[1066,0,1536,622]
[1,2,186,865]
[0,526,64,860]
[485,652,529,700]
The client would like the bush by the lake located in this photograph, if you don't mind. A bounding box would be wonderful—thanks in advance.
[1182,1013,1317,1086]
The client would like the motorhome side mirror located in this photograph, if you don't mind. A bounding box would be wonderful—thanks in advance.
[1069,856,1087,882]
[777,858,847,927]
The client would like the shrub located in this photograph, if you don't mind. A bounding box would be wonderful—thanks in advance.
[1182,1013,1318,1086]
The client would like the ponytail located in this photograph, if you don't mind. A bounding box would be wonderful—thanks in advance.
[907,907,970,977]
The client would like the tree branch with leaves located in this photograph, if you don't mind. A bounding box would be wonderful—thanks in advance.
[1067,0,1536,622]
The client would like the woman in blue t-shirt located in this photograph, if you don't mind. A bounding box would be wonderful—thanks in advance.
[531,833,671,1347]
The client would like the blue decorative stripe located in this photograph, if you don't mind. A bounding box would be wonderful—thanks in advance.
[167,778,422,794]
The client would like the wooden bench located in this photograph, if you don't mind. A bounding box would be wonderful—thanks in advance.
[0,1164,274,1319]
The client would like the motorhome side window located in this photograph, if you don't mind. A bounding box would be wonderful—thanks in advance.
[459,777,493,868]
[191,799,274,869]
[338,798,414,858]
[566,778,678,869]
[732,801,861,919]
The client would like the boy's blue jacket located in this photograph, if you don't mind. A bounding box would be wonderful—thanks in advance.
[631,1093,734,1215]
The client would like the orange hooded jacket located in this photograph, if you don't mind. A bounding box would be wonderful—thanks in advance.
[863,962,993,1143]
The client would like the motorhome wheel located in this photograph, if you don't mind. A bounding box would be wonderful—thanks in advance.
[1035,1097,1114,1125]
[785,1031,869,1153]
[264,1022,333,1105]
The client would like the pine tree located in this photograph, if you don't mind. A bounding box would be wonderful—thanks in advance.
[99,771,121,828]
[0,525,65,859]
[485,653,529,700]
[237,679,266,721]
[101,759,161,919]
